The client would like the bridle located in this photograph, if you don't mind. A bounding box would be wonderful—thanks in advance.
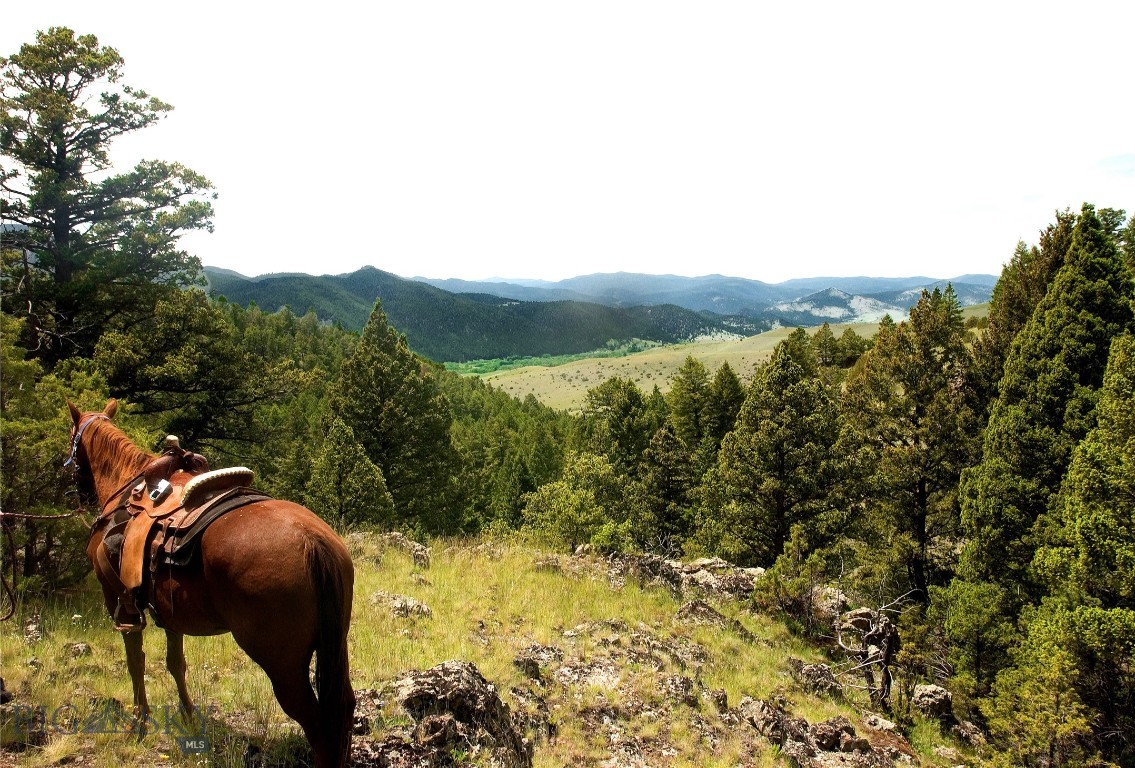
[64,413,109,507]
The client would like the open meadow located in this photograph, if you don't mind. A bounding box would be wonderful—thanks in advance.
[478,325,857,412]
[0,535,972,767]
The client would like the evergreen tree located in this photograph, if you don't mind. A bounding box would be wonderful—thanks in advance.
[93,289,311,452]
[1028,333,1135,757]
[628,424,695,553]
[704,339,841,566]
[811,323,838,367]
[959,204,1135,598]
[305,418,395,529]
[580,376,651,473]
[843,287,978,598]
[666,356,709,450]
[702,362,745,454]
[969,211,1075,421]
[1,28,214,362]
[326,301,460,534]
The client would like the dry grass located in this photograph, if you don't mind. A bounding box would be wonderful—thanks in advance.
[3,537,875,767]
[483,322,844,411]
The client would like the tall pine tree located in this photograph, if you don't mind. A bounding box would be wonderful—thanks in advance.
[959,204,1135,597]
[326,301,460,534]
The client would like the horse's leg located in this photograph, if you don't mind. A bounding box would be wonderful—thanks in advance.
[260,660,331,768]
[122,629,150,732]
[164,631,195,716]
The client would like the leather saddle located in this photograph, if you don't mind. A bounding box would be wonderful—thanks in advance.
[93,440,267,631]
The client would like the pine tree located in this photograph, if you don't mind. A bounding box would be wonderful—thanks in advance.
[666,356,709,451]
[959,204,1135,597]
[326,301,460,534]
[706,339,841,566]
[580,376,651,474]
[843,287,978,598]
[629,424,696,553]
[703,362,745,452]
[969,211,1075,421]
[1,28,214,361]
[305,418,395,529]
[1029,333,1135,755]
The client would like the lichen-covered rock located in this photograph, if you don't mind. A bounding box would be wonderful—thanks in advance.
[390,660,531,768]
[911,684,953,720]
[787,657,842,697]
[371,591,433,619]
[512,644,563,681]
[675,600,757,643]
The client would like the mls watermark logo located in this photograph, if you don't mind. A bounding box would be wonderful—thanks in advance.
[11,701,215,755]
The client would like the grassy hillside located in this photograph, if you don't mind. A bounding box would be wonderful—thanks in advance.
[0,537,974,767]
[480,304,989,411]
[481,322,876,411]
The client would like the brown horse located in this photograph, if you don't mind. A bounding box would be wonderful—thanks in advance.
[67,400,355,768]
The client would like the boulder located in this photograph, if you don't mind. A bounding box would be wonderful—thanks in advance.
[391,660,531,768]
[371,591,433,619]
[911,684,953,720]
[787,657,842,697]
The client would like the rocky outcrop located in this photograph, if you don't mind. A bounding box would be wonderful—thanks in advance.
[738,696,896,767]
[370,591,433,619]
[603,553,764,601]
[787,657,842,697]
[675,599,757,643]
[911,684,953,721]
[352,661,531,768]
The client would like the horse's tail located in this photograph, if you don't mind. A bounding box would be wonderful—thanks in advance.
[308,532,355,766]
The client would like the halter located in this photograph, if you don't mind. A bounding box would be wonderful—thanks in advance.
[64,413,109,480]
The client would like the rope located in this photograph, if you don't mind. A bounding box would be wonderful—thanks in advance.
[0,508,84,622]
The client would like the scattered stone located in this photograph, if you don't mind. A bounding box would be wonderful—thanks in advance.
[509,687,555,744]
[934,745,962,761]
[23,615,43,644]
[375,532,432,569]
[533,556,562,573]
[788,657,842,697]
[953,719,986,747]
[512,644,563,681]
[911,684,954,720]
[608,553,684,596]
[554,660,622,691]
[65,642,93,658]
[675,600,755,642]
[703,688,728,712]
[391,660,531,768]
[370,591,433,619]
[811,586,848,626]
[352,688,384,735]
[861,712,897,732]
[658,676,697,707]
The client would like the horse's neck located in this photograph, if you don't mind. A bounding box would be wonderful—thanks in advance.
[88,424,153,508]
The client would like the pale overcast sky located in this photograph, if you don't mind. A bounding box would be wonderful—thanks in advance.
[2,2,1132,282]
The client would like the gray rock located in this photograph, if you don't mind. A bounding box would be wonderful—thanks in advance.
[911,684,954,720]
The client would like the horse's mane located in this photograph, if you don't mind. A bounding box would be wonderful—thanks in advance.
[84,417,153,482]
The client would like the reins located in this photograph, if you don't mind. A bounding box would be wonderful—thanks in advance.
[0,412,109,622]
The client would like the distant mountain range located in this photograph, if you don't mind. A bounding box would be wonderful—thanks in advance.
[204,267,995,363]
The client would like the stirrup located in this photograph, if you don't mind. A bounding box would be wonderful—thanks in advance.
[114,596,147,633]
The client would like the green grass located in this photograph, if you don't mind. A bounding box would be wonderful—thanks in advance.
[3,537,884,767]
[443,339,665,376]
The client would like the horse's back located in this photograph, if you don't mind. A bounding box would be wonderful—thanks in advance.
[154,499,353,649]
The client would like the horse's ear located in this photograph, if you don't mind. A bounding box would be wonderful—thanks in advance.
[67,401,82,425]
[103,399,118,419]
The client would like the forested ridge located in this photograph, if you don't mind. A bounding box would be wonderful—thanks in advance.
[4,27,1135,767]
[205,265,767,362]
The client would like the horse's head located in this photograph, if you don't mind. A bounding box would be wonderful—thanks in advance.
[65,399,118,506]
